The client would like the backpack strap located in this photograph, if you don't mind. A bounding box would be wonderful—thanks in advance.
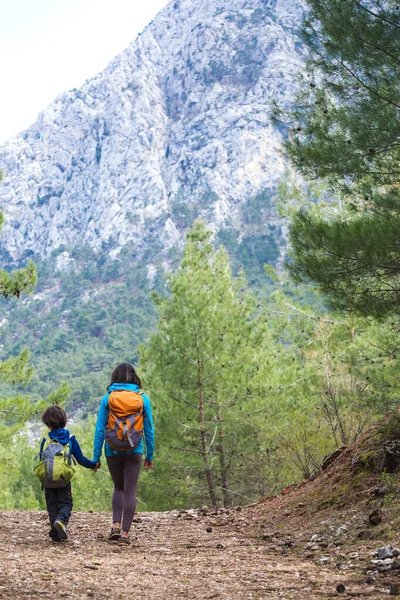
[65,437,77,466]
[35,437,47,461]
[140,392,149,421]
[122,410,144,447]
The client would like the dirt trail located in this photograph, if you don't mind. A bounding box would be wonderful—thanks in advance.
[0,510,380,599]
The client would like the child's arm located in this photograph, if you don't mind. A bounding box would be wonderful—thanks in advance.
[69,437,97,469]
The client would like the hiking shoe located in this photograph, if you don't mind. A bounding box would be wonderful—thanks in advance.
[108,527,121,541]
[118,536,130,546]
[54,520,68,541]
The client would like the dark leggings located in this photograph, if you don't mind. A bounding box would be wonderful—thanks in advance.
[106,453,142,532]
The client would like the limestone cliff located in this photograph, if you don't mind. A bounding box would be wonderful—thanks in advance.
[0,0,303,273]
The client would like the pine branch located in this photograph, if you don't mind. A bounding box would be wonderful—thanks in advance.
[349,0,400,31]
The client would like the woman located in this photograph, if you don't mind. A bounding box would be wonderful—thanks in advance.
[93,362,154,544]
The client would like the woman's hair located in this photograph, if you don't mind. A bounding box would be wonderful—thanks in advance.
[110,362,142,388]
[42,404,67,429]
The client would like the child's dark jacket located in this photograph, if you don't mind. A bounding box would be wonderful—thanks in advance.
[48,428,96,469]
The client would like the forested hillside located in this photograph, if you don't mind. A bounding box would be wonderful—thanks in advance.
[2,221,399,511]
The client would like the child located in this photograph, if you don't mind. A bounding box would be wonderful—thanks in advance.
[38,404,99,543]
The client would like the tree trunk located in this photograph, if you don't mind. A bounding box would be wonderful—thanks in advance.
[217,409,230,507]
[197,356,218,507]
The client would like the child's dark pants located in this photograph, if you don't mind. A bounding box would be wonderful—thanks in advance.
[45,483,73,538]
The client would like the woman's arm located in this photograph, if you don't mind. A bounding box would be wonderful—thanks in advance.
[92,394,109,463]
[142,394,154,462]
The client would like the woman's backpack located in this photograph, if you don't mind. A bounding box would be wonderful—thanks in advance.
[105,390,144,450]
[34,438,76,488]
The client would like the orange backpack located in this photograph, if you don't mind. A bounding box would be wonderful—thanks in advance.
[105,390,144,450]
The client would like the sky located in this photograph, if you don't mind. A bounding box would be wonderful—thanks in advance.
[0,0,169,143]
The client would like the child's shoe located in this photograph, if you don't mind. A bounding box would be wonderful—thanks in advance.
[108,527,121,541]
[54,520,68,541]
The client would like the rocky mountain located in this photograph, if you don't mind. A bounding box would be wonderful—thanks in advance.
[0,0,303,276]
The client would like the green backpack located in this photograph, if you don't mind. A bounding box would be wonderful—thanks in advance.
[34,437,76,488]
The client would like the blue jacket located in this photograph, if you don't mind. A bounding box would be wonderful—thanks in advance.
[92,383,154,463]
[48,428,96,469]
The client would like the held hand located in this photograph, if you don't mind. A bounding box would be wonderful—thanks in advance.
[144,459,153,470]
[92,462,101,472]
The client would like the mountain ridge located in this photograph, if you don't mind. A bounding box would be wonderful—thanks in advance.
[0,0,303,273]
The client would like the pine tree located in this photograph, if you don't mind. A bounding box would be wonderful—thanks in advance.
[255,289,384,479]
[0,171,39,441]
[277,0,400,317]
[0,168,40,444]
[140,221,270,507]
